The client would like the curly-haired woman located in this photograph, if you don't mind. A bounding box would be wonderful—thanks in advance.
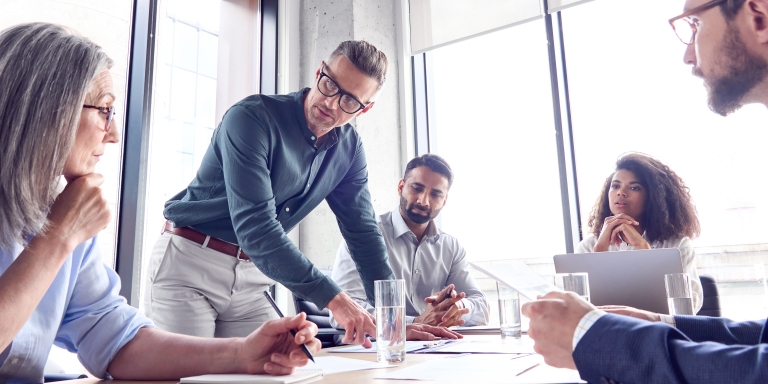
[577,153,702,312]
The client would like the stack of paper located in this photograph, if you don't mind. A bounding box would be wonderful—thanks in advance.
[179,356,393,383]
[375,353,541,383]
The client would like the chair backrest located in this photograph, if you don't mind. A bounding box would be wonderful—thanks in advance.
[696,274,722,317]
[293,269,338,348]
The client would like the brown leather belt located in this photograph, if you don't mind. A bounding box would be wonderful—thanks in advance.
[163,220,250,261]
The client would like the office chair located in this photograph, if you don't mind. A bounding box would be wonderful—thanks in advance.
[292,294,343,348]
[696,274,722,317]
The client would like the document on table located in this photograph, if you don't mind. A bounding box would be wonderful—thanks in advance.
[180,356,392,383]
[329,340,429,353]
[470,260,560,301]
[304,356,393,375]
[375,353,541,382]
[413,338,536,354]
[179,369,322,384]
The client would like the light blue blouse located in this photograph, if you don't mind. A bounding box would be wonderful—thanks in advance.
[0,236,153,383]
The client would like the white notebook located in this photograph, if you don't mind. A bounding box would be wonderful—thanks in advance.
[179,368,323,384]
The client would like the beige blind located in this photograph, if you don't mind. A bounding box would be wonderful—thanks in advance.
[409,0,543,55]
[546,0,595,13]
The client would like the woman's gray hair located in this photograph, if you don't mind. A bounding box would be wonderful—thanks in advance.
[0,23,113,249]
[328,40,388,89]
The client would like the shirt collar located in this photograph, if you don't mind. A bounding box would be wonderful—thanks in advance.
[390,207,440,242]
[295,87,339,150]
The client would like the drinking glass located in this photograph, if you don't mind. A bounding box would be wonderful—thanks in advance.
[665,273,694,315]
[375,280,406,362]
[554,272,590,302]
[496,282,521,339]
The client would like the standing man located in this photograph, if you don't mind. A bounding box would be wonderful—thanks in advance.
[331,154,490,332]
[147,41,393,347]
[524,0,768,382]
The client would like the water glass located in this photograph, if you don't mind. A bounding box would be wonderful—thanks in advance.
[554,273,590,302]
[375,280,406,362]
[496,282,521,339]
[665,273,694,315]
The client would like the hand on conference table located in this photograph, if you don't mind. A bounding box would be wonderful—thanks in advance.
[599,305,661,322]
[46,173,111,252]
[326,291,376,348]
[241,313,321,375]
[406,323,463,341]
[522,291,596,369]
[594,214,650,251]
[418,284,470,327]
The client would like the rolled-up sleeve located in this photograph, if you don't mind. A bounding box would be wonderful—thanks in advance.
[325,139,395,306]
[448,242,489,326]
[217,105,341,308]
[54,238,153,378]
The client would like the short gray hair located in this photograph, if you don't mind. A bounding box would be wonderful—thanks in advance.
[0,23,112,249]
[328,40,388,89]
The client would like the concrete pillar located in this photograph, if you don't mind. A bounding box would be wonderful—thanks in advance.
[298,0,403,268]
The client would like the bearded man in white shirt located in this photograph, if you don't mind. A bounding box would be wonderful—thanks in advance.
[331,154,490,332]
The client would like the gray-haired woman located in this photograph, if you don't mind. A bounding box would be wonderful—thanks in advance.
[0,22,319,382]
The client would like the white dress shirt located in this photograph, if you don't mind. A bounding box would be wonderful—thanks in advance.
[576,234,702,313]
[330,208,490,326]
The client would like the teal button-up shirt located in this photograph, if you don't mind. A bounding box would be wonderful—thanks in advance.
[164,88,394,308]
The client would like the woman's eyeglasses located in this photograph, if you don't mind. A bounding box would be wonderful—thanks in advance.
[82,105,116,132]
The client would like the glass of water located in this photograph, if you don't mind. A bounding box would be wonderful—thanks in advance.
[496,282,521,339]
[375,280,406,362]
[554,273,590,302]
[665,273,694,315]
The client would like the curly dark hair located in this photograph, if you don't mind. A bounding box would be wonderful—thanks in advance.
[587,153,700,242]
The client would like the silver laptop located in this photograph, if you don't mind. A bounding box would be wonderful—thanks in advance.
[553,249,684,314]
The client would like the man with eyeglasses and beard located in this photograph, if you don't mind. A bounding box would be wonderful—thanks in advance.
[523,0,768,383]
[331,154,490,337]
[147,41,458,348]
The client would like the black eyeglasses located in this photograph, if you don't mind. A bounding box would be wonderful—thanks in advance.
[316,62,369,114]
[83,105,116,132]
[669,0,728,45]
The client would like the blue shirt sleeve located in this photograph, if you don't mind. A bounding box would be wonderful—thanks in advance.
[53,238,153,378]
[216,105,342,308]
[325,138,395,306]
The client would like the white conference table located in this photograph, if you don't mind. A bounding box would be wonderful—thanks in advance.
[65,335,584,384]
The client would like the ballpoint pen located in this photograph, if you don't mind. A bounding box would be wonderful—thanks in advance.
[262,291,315,363]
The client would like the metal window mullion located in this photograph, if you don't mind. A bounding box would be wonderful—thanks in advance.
[117,0,158,305]
[412,53,430,155]
[543,1,580,254]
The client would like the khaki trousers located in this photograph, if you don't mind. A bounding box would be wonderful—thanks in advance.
[144,232,278,338]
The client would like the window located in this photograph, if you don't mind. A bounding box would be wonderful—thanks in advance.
[563,0,768,320]
[139,0,263,314]
[428,19,565,324]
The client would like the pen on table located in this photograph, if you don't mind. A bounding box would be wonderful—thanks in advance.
[262,291,315,363]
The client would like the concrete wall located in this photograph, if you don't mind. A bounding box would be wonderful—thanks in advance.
[297,0,403,268]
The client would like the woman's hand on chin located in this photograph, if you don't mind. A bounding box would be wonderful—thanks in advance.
[46,173,110,251]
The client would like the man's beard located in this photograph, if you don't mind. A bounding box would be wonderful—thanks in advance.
[698,23,768,116]
[399,196,440,225]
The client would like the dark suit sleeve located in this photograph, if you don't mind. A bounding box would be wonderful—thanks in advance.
[675,315,764,345]
[573,314,768,384]
[325,139,395,306]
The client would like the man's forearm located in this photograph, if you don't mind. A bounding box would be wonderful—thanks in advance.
[108,328,243,380]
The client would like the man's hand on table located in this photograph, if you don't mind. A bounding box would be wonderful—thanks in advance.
[418,284,470,327]
[326,291,376,348]
[406,323,463,341]
[521,291,595,370]
[240,312,321,375]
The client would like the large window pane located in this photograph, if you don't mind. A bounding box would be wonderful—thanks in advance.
[429,19,565,324]
[563,0,768,320]
[140,0,260,315]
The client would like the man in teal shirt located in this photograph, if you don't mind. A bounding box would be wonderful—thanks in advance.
[147,40,397,347]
